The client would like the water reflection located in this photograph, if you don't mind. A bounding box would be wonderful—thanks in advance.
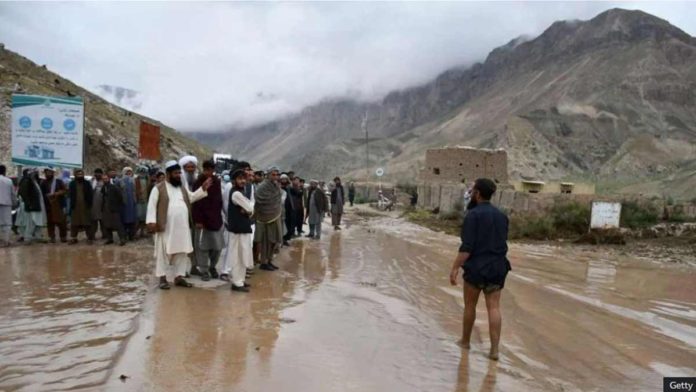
[0,244,151,392]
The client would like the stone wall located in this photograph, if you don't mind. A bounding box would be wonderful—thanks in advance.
[417,182,696,219]
[420,147,508,184]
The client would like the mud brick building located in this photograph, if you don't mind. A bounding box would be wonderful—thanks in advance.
[419,147,509,185]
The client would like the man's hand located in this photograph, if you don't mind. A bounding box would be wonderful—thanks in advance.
[195,223,204,229]
[147,223,158,233]
[450,267,459,286]
[202,177,213,191]
[450,252,470,286]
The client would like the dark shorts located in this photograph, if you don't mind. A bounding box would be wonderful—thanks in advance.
[464,279,504,294]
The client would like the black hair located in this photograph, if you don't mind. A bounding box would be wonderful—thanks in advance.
[236,161,251,170]
[203,159,216,170]
[474,178,497,200]
[0,165,5,176]
[231,169,246,180]
[166,164,181,173]
[94,168,104,174]
[334,176,341,182]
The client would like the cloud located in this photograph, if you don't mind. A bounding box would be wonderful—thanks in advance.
[1,2,695,131]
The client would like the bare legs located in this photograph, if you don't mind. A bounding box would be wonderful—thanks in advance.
[484,289,502,360]
[459,283,480,349]
[460,282,502,360]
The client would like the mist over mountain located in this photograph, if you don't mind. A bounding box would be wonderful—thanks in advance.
[190,8,696,198]
[95,85,144,111]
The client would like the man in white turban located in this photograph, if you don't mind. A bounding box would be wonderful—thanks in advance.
[147,160,212,289]
[178,155,198,192]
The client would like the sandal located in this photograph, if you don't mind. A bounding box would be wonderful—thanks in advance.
[174,277,193,288]
[159,278,171,290]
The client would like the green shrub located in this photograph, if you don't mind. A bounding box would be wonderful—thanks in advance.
[439,210,461,221]
[620,200,659,229]
[667,213,687,223]
[509,214,555,240]
[550,201,590,236]
[354,195,376,205]
[396,181,417,196]
[405,209,432,221]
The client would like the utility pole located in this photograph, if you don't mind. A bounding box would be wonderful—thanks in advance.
[362,110,369,184]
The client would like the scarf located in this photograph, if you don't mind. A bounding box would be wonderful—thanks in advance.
[254,179,282,223]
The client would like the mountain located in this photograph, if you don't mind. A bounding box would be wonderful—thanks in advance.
[95,84,144,111]
[191,8,696,199]
[0,45,210,173]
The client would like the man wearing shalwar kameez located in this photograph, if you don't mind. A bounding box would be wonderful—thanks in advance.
[192,160,225,281]
[224,169,254,292]
[306,180,328,240]
[147,161,211,289]
[68,169,94,244]
[179,155,200,276]
[330,177,345,230]
[253,167,282,272]
[41,167,68,243]
[0,165,17,247]
[17,169,46,244]
[120,167,138,241]
[220,162,255,281]
[134,166,151,238]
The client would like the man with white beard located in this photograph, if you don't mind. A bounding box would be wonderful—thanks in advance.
[179,155,200,276]
[147,160,212,289]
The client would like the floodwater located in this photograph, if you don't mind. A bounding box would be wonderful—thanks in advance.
[0,210,694,392]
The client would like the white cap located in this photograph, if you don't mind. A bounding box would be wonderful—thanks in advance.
[165,160,179,170]
[178,155,198,167]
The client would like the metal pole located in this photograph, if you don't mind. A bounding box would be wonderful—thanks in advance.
[362,111,368,184]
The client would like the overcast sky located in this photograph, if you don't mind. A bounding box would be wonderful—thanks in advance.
[1,2,695,132]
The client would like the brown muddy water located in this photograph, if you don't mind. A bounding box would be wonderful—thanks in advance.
[1,209,694,392]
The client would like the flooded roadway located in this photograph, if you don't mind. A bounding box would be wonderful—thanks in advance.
[0,209,694,391]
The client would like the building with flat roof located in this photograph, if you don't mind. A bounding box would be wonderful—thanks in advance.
[420,146,508,184]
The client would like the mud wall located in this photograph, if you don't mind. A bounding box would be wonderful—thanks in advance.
[419,148,508,184]
[416,182,696,219]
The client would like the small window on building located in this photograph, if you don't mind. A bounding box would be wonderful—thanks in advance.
[459,163,463,166]
[433,168,440,175]
[528,189,539,194]
[561,184,573,194]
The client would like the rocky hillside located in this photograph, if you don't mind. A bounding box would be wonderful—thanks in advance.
[192,8,696,199]
[0,45,210,173]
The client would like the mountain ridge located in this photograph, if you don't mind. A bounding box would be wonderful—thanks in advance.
[190,8,696,198]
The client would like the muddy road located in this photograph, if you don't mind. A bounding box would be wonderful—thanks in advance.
[0,209,694,391]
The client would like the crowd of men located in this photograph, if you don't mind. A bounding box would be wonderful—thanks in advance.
[0,158,351,293]
[2,159,512,360]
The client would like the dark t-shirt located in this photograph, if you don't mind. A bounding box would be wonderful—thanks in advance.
[459,202,511,286]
